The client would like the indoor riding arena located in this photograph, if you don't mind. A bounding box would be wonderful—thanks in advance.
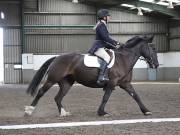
[0,0,180,135]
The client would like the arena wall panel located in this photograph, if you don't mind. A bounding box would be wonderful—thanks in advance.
[0,1,22,83]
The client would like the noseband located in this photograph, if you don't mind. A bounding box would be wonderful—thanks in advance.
[139,43,154,65]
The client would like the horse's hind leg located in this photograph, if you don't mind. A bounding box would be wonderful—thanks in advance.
[119,82,152,115]
[25,80,54,116]
[54,76,74,117]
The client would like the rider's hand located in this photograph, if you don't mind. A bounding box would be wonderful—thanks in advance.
[116,44,121,49]
[116,42,122,48]
[116,42,125,48]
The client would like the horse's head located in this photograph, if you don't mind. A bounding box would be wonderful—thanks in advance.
[140,35,159,68]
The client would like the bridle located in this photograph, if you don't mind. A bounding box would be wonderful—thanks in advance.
[115,40,155,67]
[139,43,154,66]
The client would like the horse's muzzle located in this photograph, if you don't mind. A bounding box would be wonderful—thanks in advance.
[152,63,159,69]
[149,63,159,69]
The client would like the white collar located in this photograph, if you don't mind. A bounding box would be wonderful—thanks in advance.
[100,20,107,25]
[93,20,107,30]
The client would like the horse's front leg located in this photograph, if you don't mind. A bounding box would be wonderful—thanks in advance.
[97,87,113,116]
[119,82,152,115]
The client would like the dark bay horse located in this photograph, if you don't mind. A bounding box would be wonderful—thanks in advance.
[25,35,159,117]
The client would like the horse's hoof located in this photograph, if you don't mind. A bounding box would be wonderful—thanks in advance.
[60,108,71,117]
[60,112,71,117]
[144,111,152,116]
[104,113,111,117]
[98,111,108,116]
[24,106,35,116]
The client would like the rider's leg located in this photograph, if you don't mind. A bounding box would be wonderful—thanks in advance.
[94,48,110,84]
[97,60,109,83]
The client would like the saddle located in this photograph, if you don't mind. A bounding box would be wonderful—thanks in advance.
[83,49,115,68]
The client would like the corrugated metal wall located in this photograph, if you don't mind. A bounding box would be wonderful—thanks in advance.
[24,0,96,54]
[108,8,168,52]
[24,0,38,12]
[39,0,95,12]
[24,3,169,54]
[169,20,180,51]
[0,1,22,83]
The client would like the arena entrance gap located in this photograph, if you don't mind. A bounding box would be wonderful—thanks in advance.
[0,28,4,84]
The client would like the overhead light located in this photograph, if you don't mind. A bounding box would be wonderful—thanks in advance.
[72,0,78,3]
[167,0,180,3]
[157,1,169,6]
[121,4,152,15]
[141,0,178,8]
[167,1,174,8]
[140,7,153,12]
[139,0,154,2]
[1,12,4,19]
[157,0,174,8]
[137,8,143,15]
[121,4,136,8]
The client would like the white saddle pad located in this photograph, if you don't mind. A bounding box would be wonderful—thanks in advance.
[84,50,115,68]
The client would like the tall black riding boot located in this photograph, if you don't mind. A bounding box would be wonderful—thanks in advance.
[97,61,109,84]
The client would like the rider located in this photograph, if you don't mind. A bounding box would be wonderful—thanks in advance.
[88,9,123,84]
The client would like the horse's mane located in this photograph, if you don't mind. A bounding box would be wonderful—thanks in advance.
[123,36,143,48]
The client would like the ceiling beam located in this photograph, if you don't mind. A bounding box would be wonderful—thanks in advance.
[64,0,180,20]
[115,0,180,20]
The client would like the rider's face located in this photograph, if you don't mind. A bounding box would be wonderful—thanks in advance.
[107,16,111,22]
[106,16,110,22]
[103,16,110,22]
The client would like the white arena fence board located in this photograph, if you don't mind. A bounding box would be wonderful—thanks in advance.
[22,52,180,70]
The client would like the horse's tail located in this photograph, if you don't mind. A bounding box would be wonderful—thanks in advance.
[26,57,56,96]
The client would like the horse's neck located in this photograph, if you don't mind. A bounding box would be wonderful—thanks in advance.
[119,45,141,69]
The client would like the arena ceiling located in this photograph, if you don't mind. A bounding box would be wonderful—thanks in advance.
[69,0,180,20]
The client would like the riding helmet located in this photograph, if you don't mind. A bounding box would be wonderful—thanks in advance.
[97,9,110,19]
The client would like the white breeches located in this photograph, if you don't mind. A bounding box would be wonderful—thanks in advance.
[94,48,110,63]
